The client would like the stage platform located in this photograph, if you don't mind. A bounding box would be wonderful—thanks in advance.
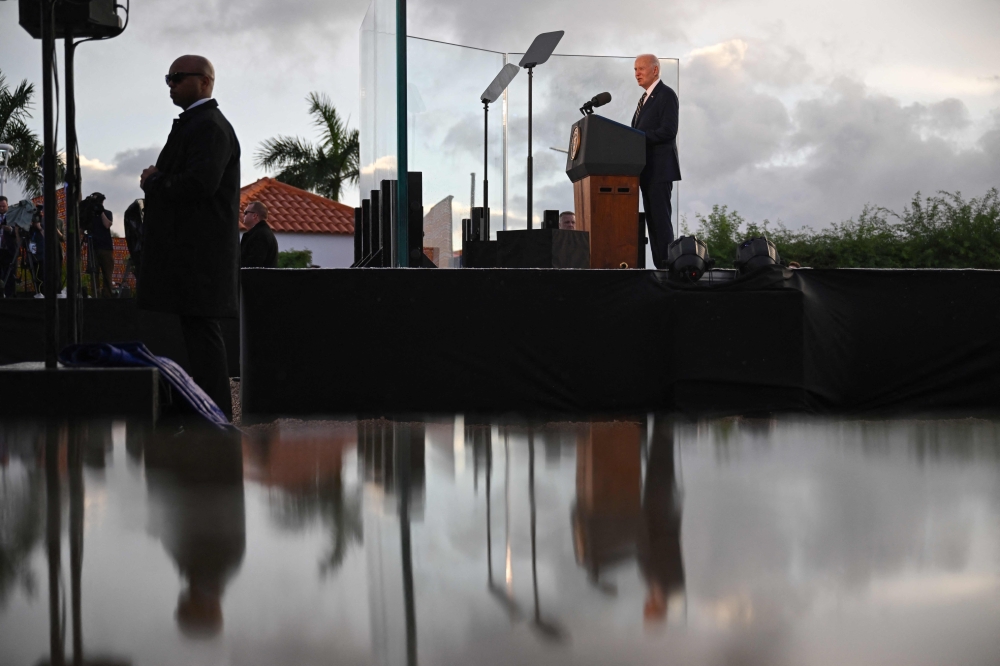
[240,266,1000,416]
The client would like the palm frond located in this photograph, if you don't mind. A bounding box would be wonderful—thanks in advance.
[254,136,318,171]
[257,93,360,200]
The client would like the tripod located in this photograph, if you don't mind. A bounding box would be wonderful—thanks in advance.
[83,232,101,298]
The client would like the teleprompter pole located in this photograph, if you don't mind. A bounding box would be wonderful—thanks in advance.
[395,0,409,266]
[526,66,533,230]
[65,30,81,344]
[41,0,59,367]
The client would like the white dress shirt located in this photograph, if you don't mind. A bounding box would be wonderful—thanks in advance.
[185,97,213,112]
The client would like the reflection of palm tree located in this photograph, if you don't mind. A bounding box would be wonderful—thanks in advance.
[0,466,44,607]
[254,93,360,201]
[269,477,363,576]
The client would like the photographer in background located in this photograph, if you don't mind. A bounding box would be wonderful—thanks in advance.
[26,213,46,296]
[83,192,115,297]
[0,196,17,298]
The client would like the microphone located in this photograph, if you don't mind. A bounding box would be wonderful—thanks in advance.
[580,92,612,115]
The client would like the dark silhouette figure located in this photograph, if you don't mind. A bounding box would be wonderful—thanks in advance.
[143,429,245,638]
[637,418,685,623]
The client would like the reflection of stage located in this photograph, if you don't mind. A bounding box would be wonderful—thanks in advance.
[242,266,1000,416]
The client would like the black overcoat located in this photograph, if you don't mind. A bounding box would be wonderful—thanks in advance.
[138,100,240,318]
[632,80,682,184]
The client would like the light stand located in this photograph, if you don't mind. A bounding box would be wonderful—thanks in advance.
[518,31,563,230]
[19,0,127,361]
[65,27,80,343]
[41,0,59,368]
[480,63,520,239]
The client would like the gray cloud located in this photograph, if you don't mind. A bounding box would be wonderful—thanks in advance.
[147,0,368,37]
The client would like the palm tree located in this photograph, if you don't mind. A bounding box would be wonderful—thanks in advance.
[255,92,360,201]
[0,70,44,197]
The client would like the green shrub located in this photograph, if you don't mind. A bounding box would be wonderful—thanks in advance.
[686,188,1000,269]
[277,249,313,268]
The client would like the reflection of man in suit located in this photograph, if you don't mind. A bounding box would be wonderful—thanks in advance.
[631,54,681,269]
[638,417,685,622]
[144,430,246,638]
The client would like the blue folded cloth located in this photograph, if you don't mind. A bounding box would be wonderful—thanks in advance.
[58,342,231,429]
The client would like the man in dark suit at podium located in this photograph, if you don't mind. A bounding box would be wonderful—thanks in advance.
[631,54,681,269]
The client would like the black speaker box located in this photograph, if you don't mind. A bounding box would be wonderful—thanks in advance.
[497,229,590,268]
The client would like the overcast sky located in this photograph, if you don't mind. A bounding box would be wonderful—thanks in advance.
[1,0,998,236]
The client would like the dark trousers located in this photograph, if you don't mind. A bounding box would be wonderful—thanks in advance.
[179,315,233,420]
[96,248,115,297]
[641,181,674,269]
[0,250,16,297]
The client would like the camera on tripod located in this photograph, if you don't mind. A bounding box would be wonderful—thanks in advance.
[80,192,107,225]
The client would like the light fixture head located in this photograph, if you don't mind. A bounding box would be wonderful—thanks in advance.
[666,236,714,282]
[734,237,780,274]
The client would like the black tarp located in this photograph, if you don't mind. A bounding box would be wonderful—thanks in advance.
[239,266,1000,416]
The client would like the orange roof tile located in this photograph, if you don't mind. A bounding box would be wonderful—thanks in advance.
[239,177,354,234]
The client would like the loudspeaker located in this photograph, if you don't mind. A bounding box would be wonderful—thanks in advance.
[543,209,560,230]
[19,0,123,40]
[353,207,362,265]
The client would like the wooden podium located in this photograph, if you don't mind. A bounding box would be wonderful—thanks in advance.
[565,115,646,269]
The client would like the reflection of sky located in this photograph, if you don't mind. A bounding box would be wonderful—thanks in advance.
[2,417,1000,665]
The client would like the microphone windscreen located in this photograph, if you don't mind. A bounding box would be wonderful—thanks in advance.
[592,92,612,107]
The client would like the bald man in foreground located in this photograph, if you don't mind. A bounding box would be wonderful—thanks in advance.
[139,55,241,419]
[631,54,681,269]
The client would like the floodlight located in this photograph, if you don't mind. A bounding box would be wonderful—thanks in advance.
[666,236,714,282]
[734,237,780,274]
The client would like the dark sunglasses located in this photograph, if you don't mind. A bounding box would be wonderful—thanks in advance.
[164,72,204,86]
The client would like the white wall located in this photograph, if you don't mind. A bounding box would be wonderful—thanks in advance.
[273,233,354,267]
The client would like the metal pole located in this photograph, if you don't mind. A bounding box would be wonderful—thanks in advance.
[397,427,417,666]
[526,66,533,230]
[65,32,80,344]
[42,0,60,367]
[502,54,508,232]
[45,423,65,666]
[69,428,84,666]
[395,0,409,267]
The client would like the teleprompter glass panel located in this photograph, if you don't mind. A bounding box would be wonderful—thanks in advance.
[406,38,505,266]
[359,0,398,198]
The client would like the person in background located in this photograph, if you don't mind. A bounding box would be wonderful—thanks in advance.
[240,200,278,268]
[86,192,115,297]
[0,196,17,297]
[558,211,576,231]
[139,55,240,420]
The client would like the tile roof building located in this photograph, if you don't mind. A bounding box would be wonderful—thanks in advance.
[239,177,355,267]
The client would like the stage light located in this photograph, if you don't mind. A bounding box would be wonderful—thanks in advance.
[665,236,714,282]
[734,237,780,274]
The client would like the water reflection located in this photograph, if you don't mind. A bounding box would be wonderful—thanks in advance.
[143,428,245,638]
[0,416,999,666]
[244,425,362,575]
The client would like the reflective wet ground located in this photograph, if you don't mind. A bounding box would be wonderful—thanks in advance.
[2,416,1000,666]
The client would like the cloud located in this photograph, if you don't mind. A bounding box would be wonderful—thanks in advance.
[676,42,1000,228]
[147,0,368,37]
